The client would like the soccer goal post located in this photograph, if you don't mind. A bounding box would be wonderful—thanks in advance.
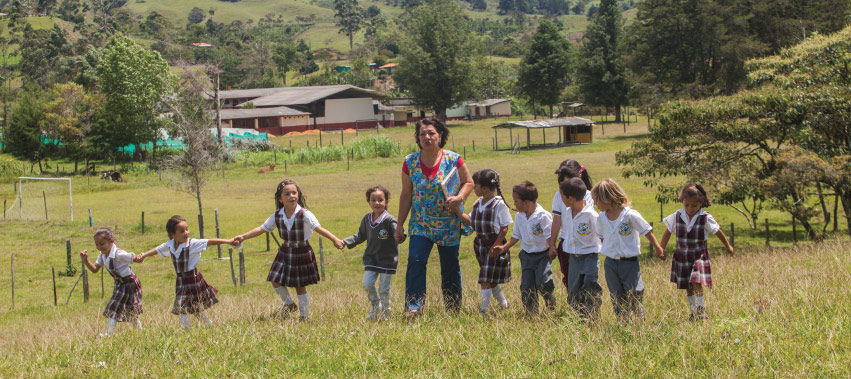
[16,177,74,221]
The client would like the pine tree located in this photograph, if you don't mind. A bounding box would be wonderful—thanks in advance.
[517,19,572,118]
[576,0,629,121]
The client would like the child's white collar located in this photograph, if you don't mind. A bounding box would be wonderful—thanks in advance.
[678,209,707,231]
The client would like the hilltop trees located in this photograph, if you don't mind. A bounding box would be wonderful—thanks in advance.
[395,0,481,120]
[576,0,629,121]
[517,19,571,119]
[334,0,366,50]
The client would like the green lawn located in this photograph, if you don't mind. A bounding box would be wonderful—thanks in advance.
[0,118,848,376]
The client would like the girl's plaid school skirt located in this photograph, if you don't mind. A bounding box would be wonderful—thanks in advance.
[104,273,143,321]
[474,234,511,284]
[171,269,218,315]
[671,250,712,289]
[268,242,320,288]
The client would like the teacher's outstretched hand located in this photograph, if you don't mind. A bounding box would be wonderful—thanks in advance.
[397,118,473,318]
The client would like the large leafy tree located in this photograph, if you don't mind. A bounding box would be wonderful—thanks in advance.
[394,0,482,120]
[617,26,851,238]
[576,0,629,122]
[517,19,571,118]
[42,82,100,171]
[334,0,366,50]
[97,34,175,152]
[5,92,47,172]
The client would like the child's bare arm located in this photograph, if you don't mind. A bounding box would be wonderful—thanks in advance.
[135,247,159,262]
[715,230,734,255]
[207,238,237,246]
[643,231,665,260]
[235,227,266,243]
[452,206,472,226]
[489,226,510,257]
[659,230,672,251]
[493,237,519,255]
[79,250,100,273]
[314,226,345,249]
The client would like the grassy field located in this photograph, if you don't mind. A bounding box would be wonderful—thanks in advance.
[0,119,848,376]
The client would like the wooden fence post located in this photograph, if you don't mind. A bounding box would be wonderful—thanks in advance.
[238,248,245,286]
[100,269,104,299]
[765,218,770,248]
[229,248,236,287]
[834,194,839,232]
[52,266,57,306]
[215,209,221,259]
[463,146,466,161]
[141,211,145,234]
[66,240,72,266]
[648,223,654,254]
[82,260,89,303]
[88,209,92,227]
[472,140,475,152]
[274,149,277,164]
[266,232,270,252]
[660,201,663,222]
[3,199,6,219]
[11,254,14,310]
[730,223,735,248]
[43,190,48,220]
[347,149,350,170]
[319,238,326,280]
[198,214,205,239]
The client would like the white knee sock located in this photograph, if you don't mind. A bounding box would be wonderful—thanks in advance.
[687,296,696,313]
[179,314,191,329]
[275,286,295,305]
[195,311,212,326]
[134,318,143,330]
[481,289,493,311]
[696,296,705,309]
[106,318,117,336]
[492,285,508,307]
[298,294,310,318]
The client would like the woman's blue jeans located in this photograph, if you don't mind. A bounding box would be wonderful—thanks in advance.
[404,235,462,312]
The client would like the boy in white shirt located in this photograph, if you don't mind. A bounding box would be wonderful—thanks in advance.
[493,181,555,315]
[591,179,664,322]
[558,178,603,319]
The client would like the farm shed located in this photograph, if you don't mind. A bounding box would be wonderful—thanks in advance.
[235,85,385,131]
[492,117,595,150]
[468,99,512,118]
[219,106,310,136]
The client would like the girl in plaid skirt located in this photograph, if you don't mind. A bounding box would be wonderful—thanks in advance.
[660,184,734,320]
[235,180,344,320]
[80,227,143,337]
[452,169,513,314]
[136,216,237,329]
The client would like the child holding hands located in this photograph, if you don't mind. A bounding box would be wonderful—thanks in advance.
[453,169,513,314]
[591,179,664,322]
[234,179,344,320]
[80,227,143,337]
[135,215,236,329]
[341,185,399,320]
[660,183,734,320]
[493,181,555,315]
[558,178,603,319]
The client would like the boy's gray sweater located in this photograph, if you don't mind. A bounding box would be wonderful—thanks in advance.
[343,212,399,274]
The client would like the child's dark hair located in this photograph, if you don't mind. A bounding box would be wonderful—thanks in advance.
[512,181,538,202]
[166,215,187,238]
[366,185,391,204]
[559,177,587,201]
[275,179,308,210]
[414,118,450,149]
[473,169,511,209]
[679,183,711,207]
[555,159,592,190]
[93,227,115,241]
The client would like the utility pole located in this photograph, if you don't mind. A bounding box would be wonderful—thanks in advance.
[209,65,224,147]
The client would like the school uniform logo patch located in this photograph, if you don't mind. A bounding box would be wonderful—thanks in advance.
[378,229,390,239]
[532,223,544,236]
[577,222,591,236]
[618,222,632,236]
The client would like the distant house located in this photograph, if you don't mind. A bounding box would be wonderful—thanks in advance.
[216,85,388,135]
[467,99,511,118]
[378,62,397,75]
[219,106,310,136]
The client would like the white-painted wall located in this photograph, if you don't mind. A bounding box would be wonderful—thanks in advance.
[491,101,512,116]
[324,98,376,124]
